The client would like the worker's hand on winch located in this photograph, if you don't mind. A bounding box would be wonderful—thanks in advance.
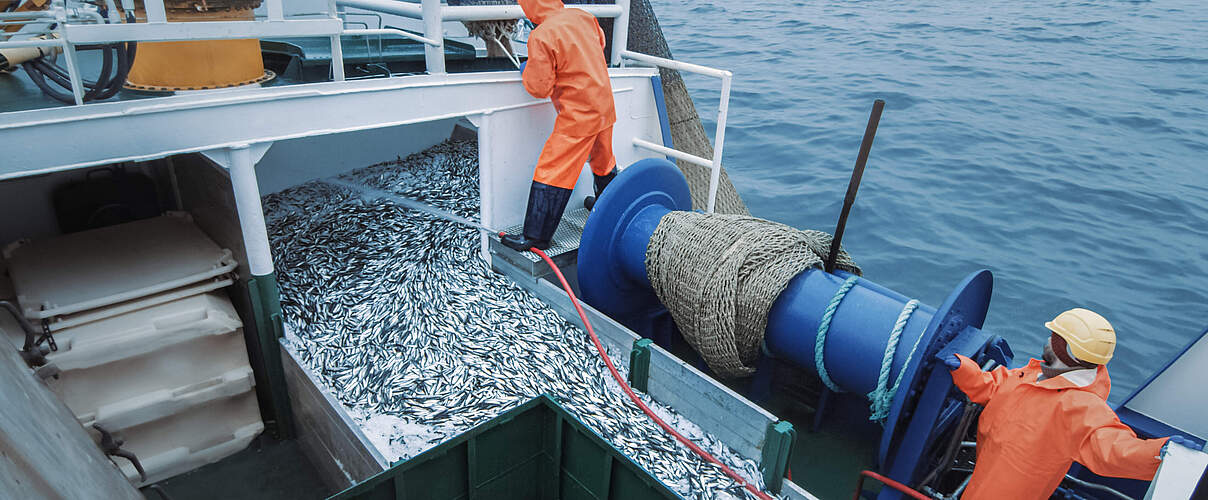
[943,354,962,371]
[1165,435,1204,453]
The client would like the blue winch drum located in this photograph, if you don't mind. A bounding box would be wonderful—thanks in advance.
[578,158,998,471]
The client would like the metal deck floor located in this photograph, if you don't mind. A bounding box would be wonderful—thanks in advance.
[148,436,333,500]
[489,207,590,278]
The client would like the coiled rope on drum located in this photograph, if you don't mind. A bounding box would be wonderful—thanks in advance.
[867,299,921,423]
[645,211,922,424]
[812,275,923,423]
[814,275,859,392]
[645,212,862,378]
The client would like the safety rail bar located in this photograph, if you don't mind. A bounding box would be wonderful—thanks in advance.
[342,27,441,47]
[1,4,96,106]
[621,49,732,213]
[2,0,635,106]
[335,0,631,73]
[0,0,347,105]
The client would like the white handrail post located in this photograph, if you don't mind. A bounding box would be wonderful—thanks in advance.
[619,51,733,213]
[59,40,85,105]
[706,71,732,213]
[144,0,168,23]
[421,0,444,74]
[610,0,629,66]
[266,0,284,22]
[329,0,345,81]
[330,34,346,81]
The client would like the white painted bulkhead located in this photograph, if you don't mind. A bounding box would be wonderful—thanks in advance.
[476,72,667,261]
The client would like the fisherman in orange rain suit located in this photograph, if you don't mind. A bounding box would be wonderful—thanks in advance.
[944,308,1176,499]
[501,0,617,251]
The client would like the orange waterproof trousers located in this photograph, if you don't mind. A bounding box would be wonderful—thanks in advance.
[533,125,616,190]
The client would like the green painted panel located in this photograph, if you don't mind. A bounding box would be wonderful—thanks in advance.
[329,395,681,500]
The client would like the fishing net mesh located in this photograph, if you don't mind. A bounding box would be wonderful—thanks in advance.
[646,211,860,378]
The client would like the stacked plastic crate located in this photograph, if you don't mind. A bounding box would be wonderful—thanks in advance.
[1,212,263,485]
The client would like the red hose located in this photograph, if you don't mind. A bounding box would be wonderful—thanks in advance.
[852,470,930,500]
[529,246,775,500]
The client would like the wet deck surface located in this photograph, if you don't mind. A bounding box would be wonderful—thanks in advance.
[765,389,883,500]
[148,436,334,500]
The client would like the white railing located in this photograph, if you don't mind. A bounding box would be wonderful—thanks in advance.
[1,0,632,105]
[0,0,346,105]
[621,50,732,213]
[335,0,630,74]
[6,0,724,133]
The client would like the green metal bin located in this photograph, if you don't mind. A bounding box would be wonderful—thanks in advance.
[329,394,683,500]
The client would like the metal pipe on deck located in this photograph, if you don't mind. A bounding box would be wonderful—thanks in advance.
[335,0,422,18]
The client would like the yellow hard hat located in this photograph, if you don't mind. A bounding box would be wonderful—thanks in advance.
[1044,308,1115,365]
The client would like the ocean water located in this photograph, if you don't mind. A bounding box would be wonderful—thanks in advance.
[653,0,1207,401]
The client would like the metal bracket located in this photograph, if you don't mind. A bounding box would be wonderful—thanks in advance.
[93,424,146,482]
[628,338,653,392]
[200,143,273,171]
[761,420,796,494]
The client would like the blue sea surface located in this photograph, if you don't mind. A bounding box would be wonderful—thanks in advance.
[653,0,1207,401]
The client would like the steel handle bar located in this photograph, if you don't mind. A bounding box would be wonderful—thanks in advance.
[620,50,732,212]
[852,470,933,500]
[342,27,441,47]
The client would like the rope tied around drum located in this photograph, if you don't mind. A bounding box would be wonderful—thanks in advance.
[645,211,860,378]
[646,210,923,423]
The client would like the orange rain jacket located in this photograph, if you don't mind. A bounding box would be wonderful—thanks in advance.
[950,355,1167,500]
[520,0,617,189]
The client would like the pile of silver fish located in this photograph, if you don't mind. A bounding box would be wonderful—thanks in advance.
[262,139,771,499]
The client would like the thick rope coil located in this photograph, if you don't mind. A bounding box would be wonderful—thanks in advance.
[867,299,920,422]
[646,211,860,378]
[814,275,860,392]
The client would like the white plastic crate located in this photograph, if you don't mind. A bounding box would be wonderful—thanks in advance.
[101,390,264,485]
[42,293,251,427]
[44,274,235,333]
[4,212,237,320]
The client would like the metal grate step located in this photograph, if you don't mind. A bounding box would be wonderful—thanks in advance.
[489,208,589,277]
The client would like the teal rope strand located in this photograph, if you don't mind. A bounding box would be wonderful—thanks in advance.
[884,310,928,405]
[867,299,920,423]
[815,275,859,393]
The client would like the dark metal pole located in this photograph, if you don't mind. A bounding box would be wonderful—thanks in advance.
[825,99,885,273]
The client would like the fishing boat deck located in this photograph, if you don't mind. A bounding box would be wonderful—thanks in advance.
[0,4,835,496]
[149,436,333,500]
